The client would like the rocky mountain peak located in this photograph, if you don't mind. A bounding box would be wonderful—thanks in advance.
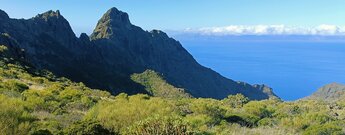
[29,10,76,45]
[150,30,169,38]
[91,7,132,40]
[34,10,62,21]
[0,8,278,100]
[32,10,72,32]
[104,7,131,25]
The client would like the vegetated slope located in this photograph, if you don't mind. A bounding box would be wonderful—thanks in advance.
[305,83,345,101]
[253,84,279,99]
[0,8,277,100]
[0,43,114,134]
[131,69,192,99]
[0,44,345,135]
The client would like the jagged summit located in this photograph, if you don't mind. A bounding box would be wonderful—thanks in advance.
[0,8,278,100]
[34,10,62,20]
[30,10,76,45]
[91,7,132,40]
[104,7,131,25]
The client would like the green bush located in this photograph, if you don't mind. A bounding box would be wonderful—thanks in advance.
[125,116,192,135]
[63,120,115,135]
[85,94,176,133]
[222,94,249,108]
[257,118,275,126]
[303,122,343,135]
[0,79,29,93]
[30,129,53,135]
[0,95,35,135]
[187,99,226,127]
[243,100,274,119]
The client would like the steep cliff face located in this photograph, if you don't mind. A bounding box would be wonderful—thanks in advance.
[306,83,345,101]
[0,8,278,100]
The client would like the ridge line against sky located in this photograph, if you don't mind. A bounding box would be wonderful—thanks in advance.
[1,0,345,36]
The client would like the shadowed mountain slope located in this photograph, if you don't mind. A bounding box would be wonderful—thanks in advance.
[0,8,277,100]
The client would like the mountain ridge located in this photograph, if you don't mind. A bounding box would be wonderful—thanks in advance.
[305,82,345,101]
[0,8,278,100]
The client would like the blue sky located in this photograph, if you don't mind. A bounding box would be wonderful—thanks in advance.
[1,0,345,35]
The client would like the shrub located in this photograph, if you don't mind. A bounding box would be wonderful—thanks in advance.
[0,95,35,135]
[85,94,176,133]
[63,120,115,135]
[30,129,53,135]
[222,94,249,108]
[59,88,83,101]
[244,101,273,119]
[257,118,275,126]
[0,79,29,93]
[303,122,343,135]
[187,98,226,128]
[125,116,193,135]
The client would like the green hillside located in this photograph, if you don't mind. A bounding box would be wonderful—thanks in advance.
[131,70,192,99]
[1,45,345,135]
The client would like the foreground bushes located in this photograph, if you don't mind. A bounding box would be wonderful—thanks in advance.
[125,116,192,135]
[0,95,34,135]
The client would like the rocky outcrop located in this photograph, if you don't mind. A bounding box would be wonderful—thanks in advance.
[253,84,279,99]
[0,8,278,100]
[306,83,345,101]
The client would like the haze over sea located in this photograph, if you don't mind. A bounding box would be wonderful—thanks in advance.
[173,35,345,101]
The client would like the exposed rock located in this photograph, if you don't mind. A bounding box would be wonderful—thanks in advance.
[31,10,76,47]
[0,7,279,100]
[91,7,132,40]
[306,83,345,101]
[253,84,279,99]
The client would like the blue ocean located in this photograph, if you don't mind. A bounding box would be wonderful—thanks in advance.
[177,38,345,101]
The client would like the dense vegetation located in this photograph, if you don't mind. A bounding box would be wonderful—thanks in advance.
[131,70,192,99]
[1,44,345,135]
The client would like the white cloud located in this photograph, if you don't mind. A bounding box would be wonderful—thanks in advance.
[182,25,345,36]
